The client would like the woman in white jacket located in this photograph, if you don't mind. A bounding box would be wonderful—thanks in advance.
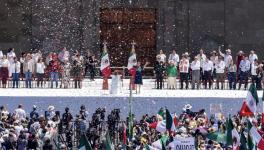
[36,58,46,88]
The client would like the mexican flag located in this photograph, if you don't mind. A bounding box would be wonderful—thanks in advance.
[78,134,93,150]
[104,131,115,150]
[248,120,264,149]
[144,144,159,150]
[166,109,176,132]
[157,107,166,120]
[151,135,169,149]
[127,51,137,72]
[149,120,167,133]
[226,116,240,149]
[100,46,111,77]
[240,84,259,116]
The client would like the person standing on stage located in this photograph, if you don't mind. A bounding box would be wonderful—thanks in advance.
[134,61,149,93]
[156,50,166,63]
[88,54,98,81]
[215,56,226,89]
[236,50,244,84]
[36,58,46,88]
[10,57,20,88]
[58,47,70,63]
[249,50,258,64]
[167,60,177,89]
[196,48,206,81]
[19,52,26,80]
[23,54,35,88]
[227,60,237,90]
[238,56,250,90]
[219,48,233,68]
[203,57,214,89]
[62,59,71,89]
[72,54,83,89]
[168,49,180,68]
[49,53,61,88]
[154,56,165,89]
[7,48,16,77]
[210,50,218,79]
[1,55,9,88]
[191,56,201,89]
[179,54,189,89]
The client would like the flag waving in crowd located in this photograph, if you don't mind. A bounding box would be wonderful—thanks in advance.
[240,83,259,116]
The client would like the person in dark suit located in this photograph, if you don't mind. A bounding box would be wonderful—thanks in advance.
[154,56,165,89]
[88,54,97,81]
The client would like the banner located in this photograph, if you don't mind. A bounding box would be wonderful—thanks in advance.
[168,137,195,150]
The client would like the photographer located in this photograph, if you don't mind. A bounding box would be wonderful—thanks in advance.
[62,107,73,148]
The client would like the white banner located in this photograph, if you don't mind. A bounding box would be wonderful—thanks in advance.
[168,137,195,150]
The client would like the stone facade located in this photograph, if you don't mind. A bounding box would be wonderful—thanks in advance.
[0,0,263,58]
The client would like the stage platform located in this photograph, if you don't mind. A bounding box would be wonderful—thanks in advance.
[0,79,263,119]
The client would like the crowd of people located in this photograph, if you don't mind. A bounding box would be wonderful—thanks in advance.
[0,47,263,90]
[153,49,263,90]
[0,48,98,89]
[0,103,262,149]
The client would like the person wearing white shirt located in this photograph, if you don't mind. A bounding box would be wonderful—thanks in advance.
[228,60,237,90]
[203,57,214,89]
[239,56,250,90]
[215,57,226,89]
[156,50,166,63]
[7,48,16,77]
[36,58,46,88]
[219,49,232,68]
[168,50,179,67]
[191,56,201,89]
[19,53,26,79]
[249,50,258,64]
[1,55,9,88]
[251,60,258,86]
[179,54,189,89]
[14,104,26,121]
[58,47,70,63]
[23,54,35,88]
[10,57,21,88]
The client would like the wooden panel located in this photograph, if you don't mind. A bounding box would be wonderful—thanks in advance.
[100,8,156,67]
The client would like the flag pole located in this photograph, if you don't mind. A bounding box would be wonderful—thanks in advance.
[128,83,133,141]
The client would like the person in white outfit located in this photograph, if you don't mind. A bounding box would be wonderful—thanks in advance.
[10,57,21,88]
[7,48,16,77]
[215,57,226,89]
[36,58,46,88]
[14,104,26,121]
[191,56,201,89]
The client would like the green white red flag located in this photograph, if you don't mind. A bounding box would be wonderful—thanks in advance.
[100,44,111,77]
[240,84,259,116]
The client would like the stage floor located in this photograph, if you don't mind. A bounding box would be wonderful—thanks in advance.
[0,79,263,119]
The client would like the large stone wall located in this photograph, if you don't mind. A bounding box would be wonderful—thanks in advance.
[0,0,263,59]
